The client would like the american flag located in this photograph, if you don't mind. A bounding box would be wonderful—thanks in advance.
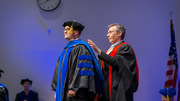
[164,18,179,101]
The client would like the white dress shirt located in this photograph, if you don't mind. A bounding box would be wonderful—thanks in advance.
[106,40,123,54]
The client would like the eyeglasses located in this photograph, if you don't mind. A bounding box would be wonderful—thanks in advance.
[107,31,116,34]
[64,28,70,32]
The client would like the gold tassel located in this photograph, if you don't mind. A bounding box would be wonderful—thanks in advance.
[70,20,76,34]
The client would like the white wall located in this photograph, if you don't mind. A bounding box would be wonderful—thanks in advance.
[0,0,179,101]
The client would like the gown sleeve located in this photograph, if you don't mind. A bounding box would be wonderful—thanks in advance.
[33,92,39,101]
[15,93,21,101]
[68,44,96,93]
[51,57,60,91]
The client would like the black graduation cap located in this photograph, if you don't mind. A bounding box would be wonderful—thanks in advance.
[63,21,84,32]
[20,78,33,85]
[159,87,176,97]
[0,69,4,78]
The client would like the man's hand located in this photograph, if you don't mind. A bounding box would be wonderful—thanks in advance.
[54,94,56,100]
[67,90,76,98]
[87,39,101,55]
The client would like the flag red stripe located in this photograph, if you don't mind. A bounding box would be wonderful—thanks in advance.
[165,80,173,87]
[173,67,177,88]
[166,70,173,75]
[167,60,173,65]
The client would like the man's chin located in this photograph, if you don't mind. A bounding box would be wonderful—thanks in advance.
[64,37,70,41]
[109,40,112,44]
[64,37,68,39]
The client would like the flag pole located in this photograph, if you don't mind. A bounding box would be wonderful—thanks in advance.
[167,88,169,101]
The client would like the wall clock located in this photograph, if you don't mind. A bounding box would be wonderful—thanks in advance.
[37,0,60,11]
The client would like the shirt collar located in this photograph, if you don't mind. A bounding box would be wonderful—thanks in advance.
[112,40,123,47]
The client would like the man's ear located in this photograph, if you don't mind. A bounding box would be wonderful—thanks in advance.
[118,31,122,37]
[74,30,79,36]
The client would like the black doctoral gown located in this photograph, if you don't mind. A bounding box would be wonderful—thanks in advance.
[0,83,9,101]
[51,44,97,101]
[98,42,138,101]
[15,90,39,101]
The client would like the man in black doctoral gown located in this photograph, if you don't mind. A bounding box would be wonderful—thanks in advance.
[15,78,39,101]
[88,23,139,101]
[51,21,104,101]
[0,69,9,101]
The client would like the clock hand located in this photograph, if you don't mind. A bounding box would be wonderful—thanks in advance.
[43,0,49,4]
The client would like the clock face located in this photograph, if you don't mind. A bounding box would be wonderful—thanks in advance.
[37,0,60,11]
